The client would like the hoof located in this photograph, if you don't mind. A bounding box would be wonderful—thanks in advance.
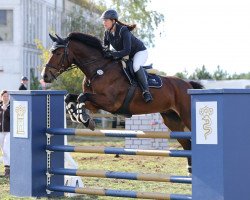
[65,93,78,104]
[88,118,96,131]
[77,93,87,103]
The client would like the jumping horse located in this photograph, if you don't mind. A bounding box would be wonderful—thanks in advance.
[42,32,204,173]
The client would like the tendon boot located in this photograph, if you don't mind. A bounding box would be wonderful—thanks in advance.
[4,165,10,178]
[135,67,153,103]
[65,94,78,122]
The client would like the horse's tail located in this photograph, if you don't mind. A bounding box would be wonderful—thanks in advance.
[189,81,204,89]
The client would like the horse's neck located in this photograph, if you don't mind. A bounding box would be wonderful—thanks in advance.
[70,41,102,78]
[73,54,103,79]
[78,57,98,76]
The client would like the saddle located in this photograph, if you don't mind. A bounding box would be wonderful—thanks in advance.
[121,59,163,88]
[115,59,162,117]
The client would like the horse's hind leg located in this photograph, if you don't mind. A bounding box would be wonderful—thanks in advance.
[160,110,192,174]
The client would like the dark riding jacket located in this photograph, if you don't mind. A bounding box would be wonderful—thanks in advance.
[103,23,146,59]
[0,102,10,132]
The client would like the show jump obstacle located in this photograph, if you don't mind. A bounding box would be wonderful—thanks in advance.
[9,89,250,200]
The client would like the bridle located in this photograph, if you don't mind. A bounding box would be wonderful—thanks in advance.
[45,41,99,80]
[45,42,74,80]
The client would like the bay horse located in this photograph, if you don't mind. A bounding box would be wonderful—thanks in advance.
[42,32,203,173]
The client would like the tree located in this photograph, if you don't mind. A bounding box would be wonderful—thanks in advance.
[30,69,40,90]
[62,6,103,39]
[175,70,189,79]
[111,0,164,47]
[212,65,228,80]
[189,65,213,80]
[49,68,84,94]
[69,0,105,14]
[228,72,250,80]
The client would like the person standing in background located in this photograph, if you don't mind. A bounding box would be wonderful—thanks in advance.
[0,90,10,178]
[18,76,28,90]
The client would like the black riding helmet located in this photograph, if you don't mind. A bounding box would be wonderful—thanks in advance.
[100,9,118,20]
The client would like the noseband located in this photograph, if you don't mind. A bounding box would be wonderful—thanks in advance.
[45,42,76,79]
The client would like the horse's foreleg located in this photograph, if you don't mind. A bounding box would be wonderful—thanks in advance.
[75,101,95,131]
[64,93,95,130]
[76,92,117,130]
[64,93,78,122]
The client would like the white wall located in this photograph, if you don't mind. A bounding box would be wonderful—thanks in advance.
[125,113,169,150]
[0,0,65,91]
[0,0,22,90]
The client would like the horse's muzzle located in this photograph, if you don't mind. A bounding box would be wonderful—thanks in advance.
[41,66,53,83]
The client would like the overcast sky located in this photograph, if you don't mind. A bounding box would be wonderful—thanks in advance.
[146,0,250,76]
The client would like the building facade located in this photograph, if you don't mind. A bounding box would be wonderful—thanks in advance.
[0,0,65,90]
[0,0,99,90]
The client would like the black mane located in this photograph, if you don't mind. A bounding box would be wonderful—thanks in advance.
[68,32,103,52]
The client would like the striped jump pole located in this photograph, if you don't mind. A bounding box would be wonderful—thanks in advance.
[46,145,192,158]
[48,185,192,200]
[49,168,192,184]
[47,128,191,139]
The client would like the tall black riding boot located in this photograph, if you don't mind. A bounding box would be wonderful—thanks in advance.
[135,67,153,103]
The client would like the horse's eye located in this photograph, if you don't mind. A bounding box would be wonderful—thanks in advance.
[55,52,62,56]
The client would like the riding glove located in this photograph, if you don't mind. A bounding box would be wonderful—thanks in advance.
[104,50,121,60]
[104,50,114,59]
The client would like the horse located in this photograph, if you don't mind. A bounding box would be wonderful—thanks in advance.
[42,32,204,173]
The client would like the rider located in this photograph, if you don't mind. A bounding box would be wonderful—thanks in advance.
[101,9,153,103]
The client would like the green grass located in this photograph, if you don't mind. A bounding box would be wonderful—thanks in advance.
[0,137,191,199]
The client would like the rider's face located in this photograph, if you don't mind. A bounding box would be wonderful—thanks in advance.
[103,19,114,30]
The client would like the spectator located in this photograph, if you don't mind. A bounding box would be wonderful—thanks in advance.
[0,90,10,178]
[19,76,28,90]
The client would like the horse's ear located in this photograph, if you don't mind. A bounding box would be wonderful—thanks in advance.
[55,34,65,44]
[49,33,57,42]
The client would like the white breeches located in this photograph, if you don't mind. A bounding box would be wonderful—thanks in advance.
[0,132,10,166]
[132,49,148,72]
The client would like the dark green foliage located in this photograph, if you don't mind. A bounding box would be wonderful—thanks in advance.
[30,69,40,90]
[50,68,84,94]
[175,65,250,80]
[189,65,213,80]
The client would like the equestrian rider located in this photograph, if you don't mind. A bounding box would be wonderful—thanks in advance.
[101,9,153,103]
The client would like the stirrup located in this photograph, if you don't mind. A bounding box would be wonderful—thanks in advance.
[143,91,153,103]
